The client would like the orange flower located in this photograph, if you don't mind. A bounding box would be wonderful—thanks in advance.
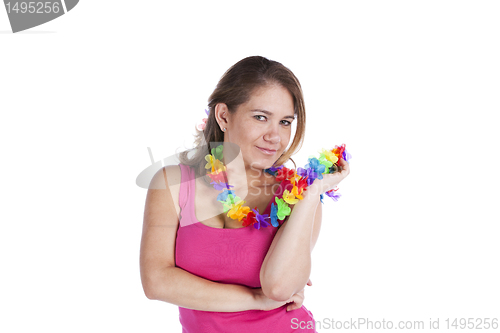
[289,172,301,186]
[227,201,251,221]
[331,144,346,163]
[291,185,303,200]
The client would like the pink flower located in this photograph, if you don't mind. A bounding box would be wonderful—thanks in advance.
[196,118,208,131]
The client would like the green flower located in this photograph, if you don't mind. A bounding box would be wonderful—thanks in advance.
[222,194,241,212]
[317,153,333,174]
[211,145,224,161]
[275,198,291,220]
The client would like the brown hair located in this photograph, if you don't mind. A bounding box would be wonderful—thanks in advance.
[178,55,306,185]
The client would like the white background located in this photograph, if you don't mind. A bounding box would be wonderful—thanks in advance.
[1,1,499,332]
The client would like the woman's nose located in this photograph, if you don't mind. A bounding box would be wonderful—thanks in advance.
[265,131,281,144]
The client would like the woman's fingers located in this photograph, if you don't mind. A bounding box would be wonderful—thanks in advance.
[286,284,309,311]
[287,301,301,311]
[339,157,350,176]
[286,294,303,311]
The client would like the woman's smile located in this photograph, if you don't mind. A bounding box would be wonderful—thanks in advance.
[256,146,277,155]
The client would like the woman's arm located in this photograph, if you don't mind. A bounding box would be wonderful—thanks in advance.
[144,266,260,312]
[140,166,289,312]
[259,190,321,302]
[259,157,350,301]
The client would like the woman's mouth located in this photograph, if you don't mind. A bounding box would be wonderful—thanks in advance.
[256,146,277,155]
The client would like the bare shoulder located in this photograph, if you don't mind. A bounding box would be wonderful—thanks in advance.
[149,165,181,187]
[165,165,182,217]
[147,164,182,221]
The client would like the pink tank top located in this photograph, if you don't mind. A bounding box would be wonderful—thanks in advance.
[175,163,317,332]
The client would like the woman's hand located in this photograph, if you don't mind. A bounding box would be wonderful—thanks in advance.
[306,158,350,197]
[285,278,313,312]
[254,278,313,311]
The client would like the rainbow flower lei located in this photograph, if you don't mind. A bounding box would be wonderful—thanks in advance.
[204,144,351,230]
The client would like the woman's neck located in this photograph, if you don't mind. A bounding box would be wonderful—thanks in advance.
[203,143,278,189]
[224,159,261,189]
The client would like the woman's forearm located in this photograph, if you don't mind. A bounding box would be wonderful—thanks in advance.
[260,190,320,301]
[147,266,259,312]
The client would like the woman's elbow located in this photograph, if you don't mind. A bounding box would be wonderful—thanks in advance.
[141,275,157,300]
[260,271,288,301]
[144,289,156,300]
[261,278,292,302]
[267,285,293,302]
[141,270,164,300]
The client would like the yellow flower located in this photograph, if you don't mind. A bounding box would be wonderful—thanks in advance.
[205,154,215,171]
[283,189,299,205]
[213,159,226,173]
[227,200,251,221]
[204,154,225,173]
[321,149,338,164]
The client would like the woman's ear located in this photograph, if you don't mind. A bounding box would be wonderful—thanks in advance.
[214,103,230,131]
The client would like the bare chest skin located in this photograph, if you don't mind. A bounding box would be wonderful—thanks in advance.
[194,173,281,229]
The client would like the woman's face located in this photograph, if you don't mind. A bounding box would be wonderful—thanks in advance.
[222,84,295,171]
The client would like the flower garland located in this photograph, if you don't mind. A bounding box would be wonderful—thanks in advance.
[204,144,352,230]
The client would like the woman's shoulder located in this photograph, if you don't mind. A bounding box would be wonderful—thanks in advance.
[165,164,182,182]
[149,164,182,187]
[149,164,183,216]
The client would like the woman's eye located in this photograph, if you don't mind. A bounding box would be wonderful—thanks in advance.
[254,115,291,126]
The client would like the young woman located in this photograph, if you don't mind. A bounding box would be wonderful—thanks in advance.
[140,56,350,332]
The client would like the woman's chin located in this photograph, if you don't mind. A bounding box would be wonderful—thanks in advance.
[243,152,279,171]
[244,159,270,171]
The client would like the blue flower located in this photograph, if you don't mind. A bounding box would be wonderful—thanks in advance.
[264,169,276,176]
[217,189,235,202]
[305,157,325,178]
[270,203,279,227]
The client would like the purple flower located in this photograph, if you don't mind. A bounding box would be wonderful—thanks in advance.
[264,165,283,177]
[210,181,233,191]
[266,165,284,173]
[252,207,270,230]
[325,190,342,202]
[297,167,320,186]
[343,150,352,164]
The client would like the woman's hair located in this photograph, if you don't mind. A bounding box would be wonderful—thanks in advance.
[178,55,306,185]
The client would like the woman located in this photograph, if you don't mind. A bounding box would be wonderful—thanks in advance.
[140,56,350,332]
